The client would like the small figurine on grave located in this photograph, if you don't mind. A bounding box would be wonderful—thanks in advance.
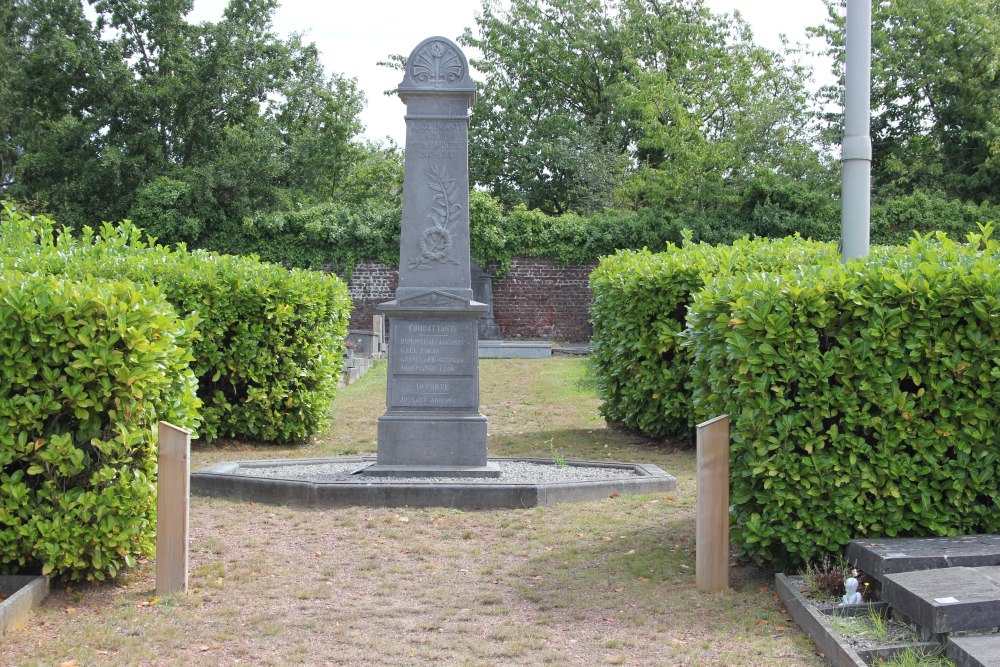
[840,576,864,606]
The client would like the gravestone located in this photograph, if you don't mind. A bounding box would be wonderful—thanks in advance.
[882,566,1000,636]
[363,36,497,477]
[471,262,501,340]
[847,535,1000,583]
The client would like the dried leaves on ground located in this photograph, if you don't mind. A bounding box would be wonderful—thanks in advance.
[0,359,821,666]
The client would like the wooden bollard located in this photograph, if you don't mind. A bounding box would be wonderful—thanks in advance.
[696,415,729,592]
[156,421,191,595]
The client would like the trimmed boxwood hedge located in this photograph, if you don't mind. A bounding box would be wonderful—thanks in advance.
[1,202,351,443]
[0,269,200,581]
[589,235,838,440]
[685,229,999,568]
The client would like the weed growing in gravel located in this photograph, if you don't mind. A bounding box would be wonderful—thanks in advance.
[549,439,568,467]
[830,608,890,641]
[872,646,955,667]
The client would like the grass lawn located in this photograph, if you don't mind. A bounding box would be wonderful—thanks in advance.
[0,358,821,666]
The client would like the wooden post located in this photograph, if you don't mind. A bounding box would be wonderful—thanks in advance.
[696,415,730,592]
[156,421,190,595]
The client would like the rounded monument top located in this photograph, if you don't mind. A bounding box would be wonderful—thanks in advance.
[398,36,476,99]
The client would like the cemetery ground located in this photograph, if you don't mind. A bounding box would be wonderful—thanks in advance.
[1,358,822,666]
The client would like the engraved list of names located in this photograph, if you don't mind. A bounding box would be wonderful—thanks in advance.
[389,319,477,409]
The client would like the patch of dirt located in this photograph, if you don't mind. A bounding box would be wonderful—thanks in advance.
[0,359,823,666]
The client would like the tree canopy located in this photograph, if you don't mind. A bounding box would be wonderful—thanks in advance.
[813,0,999,205]
[462,0,830,219]
[2,0,994,266]
[0,0,402,251]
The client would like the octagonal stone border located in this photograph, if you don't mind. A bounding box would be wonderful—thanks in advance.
[1,576,49,636]
[191,456,677,509]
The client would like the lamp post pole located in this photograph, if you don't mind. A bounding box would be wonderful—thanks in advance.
[841,0,872,263]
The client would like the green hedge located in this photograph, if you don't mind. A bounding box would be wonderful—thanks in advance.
[1,203,351,443]
[589,236,838,439]
[201,200,403,276]
[686,229,999,568]
[19,185,994,277]
[194,192,698,278]
[871,190,998,245]
[0,270,200,581]
[186,189,996,278]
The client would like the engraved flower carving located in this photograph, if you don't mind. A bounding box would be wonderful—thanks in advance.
[410,40,464,87]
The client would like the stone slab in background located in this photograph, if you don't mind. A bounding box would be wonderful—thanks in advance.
[478,340,552,358]
[882,566,1000,635]
[471,262,501,340]
[847,535,1000,583]
[0,576,49,635]
[347,330,382,356]
[946,633,1000,667]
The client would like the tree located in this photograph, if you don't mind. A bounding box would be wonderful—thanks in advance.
[618,0,824,212]
[463,0,832,224]
[813,0,999,204]
[462,0,631,214]
[1,0,382,250]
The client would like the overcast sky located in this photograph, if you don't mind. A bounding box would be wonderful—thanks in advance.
[188,0,838,145]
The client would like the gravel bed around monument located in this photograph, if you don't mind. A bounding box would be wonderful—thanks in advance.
[192,456,676,509]
[234,459,641,484]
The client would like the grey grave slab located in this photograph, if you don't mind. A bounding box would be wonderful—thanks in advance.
[775,573,875,667]
[777,573,950,667]
[847,535,1000,583]
[946,634,1000,667]
[882,566,1000,635]
[552,343,592,356]
[347,330,381,356]
[478,340,552,358]
[471,262,501,340]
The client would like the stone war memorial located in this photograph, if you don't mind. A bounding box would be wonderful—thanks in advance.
[362,36,496,477]
[191,36,675,509]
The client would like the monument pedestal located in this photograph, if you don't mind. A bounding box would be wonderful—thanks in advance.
[362,290,499,478]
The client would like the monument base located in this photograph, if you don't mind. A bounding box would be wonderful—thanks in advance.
[375,291,491,476]
[375,412,489,469]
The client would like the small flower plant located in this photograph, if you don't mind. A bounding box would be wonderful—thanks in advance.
[801,557,874,603]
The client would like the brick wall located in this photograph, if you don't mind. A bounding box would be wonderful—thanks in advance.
[346,258,596,342]
[484,258,597,342]
[347,261,398,331]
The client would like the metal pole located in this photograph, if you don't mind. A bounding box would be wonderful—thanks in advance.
[841,0,872,263]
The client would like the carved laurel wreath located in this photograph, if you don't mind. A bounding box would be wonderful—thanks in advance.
[409,166,462,270]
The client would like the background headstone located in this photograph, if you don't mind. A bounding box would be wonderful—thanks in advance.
[471,262,501,340]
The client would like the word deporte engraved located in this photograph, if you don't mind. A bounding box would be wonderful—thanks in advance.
[410,40,465,87]
[409,166,462,270]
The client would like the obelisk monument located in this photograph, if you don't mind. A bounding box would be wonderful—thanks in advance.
[365,36,496,477]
